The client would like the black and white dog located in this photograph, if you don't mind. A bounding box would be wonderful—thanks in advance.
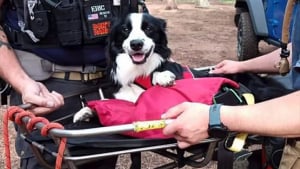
[106,12,208,102]
[73,13,208,122]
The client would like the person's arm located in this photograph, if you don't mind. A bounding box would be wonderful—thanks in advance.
[162,90,300,148]
[0,26,36,93]
[211,43,292,74]
[240,43,292,73]
[0,0,34,91]
[222,90,300,137]
[0,20,63,115]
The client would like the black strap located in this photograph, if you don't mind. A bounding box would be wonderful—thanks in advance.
[1,94,8,105]
[0,79,10,105]
[120,0,129,17]
[217,140,234,169]
[130,0,139,13]
[130,153,141,169]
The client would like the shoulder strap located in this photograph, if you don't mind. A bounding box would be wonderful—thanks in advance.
[130,0,138,13]
[277,0,296,75]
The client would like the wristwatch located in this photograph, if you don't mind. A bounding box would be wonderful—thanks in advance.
[208,104,229,138]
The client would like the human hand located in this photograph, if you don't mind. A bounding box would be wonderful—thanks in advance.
[21,81,64,116]
[162,102,210,149]
[210,60,244,74]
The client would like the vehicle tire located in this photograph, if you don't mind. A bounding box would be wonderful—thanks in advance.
[237,12,259,61]
[234,8,242,27]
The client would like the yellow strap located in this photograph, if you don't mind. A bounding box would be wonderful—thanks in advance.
[226,133,249,152]
[242,93,255,105]
[226,93,255,152]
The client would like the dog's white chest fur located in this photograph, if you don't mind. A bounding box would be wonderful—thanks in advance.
[113,53,164,86]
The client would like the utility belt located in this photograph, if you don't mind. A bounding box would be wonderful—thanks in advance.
[5,0,145,48]
[43,60,106,82]
[15,49,105,82]
[51,72,104,82]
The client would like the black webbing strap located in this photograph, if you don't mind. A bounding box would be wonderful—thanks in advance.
[130,0,139,13]
[0,79,10,105]
[120,0,140,16]
[120,0,130,17]
[130,153,141,169]
[217,140,234,169]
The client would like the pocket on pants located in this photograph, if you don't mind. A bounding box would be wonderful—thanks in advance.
[14,50,52,81]
[279,142,300,169]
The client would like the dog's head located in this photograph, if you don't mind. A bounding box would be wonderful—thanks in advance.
[107,13,171,69]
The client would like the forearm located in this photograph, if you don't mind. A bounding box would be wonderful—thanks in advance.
[241,43,292,73]
[222,90,300,137]
[0,25,34,93]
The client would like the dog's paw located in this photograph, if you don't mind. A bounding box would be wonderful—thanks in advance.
[73,107,94,123]
[152,71,176,86]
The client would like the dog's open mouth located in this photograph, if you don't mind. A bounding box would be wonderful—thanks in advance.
[130,47,153,64]
[131,53,146,63]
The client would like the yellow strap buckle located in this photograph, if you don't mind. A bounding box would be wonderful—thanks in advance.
[225,93,255,152]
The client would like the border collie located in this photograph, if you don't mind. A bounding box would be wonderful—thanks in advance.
[106,13,208,102]
[73,13,208,122]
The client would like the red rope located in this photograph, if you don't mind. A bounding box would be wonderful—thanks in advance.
[3,106,67,169]
[41,123,67,169]
[15,111,35,125]
[26,117,49,131]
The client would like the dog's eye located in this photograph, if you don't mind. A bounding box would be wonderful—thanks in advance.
[121,25,129,33]
[144,26,153,33]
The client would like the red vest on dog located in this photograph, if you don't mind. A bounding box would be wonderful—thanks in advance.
[134,66,194,89]
[88,77,239,138]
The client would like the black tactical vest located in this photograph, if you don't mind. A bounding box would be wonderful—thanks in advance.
[3,0,146,48]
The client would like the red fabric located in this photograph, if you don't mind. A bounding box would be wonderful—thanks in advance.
[88,77,239,138]
[182,66,194,79]
[134,76,153,89]
[134,66,194,89]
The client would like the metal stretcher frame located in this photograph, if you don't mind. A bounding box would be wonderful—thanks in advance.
[9,108,262,169]
[3,66,262,169]
[15,111,222,169]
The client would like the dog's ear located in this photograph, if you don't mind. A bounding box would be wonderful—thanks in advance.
[155,17,172,58]
[158,18,167,30]
[108,17,122,39]
[106,17,121,68]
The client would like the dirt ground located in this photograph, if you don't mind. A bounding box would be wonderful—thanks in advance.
[149,0,238,67]
[0,0,276,169]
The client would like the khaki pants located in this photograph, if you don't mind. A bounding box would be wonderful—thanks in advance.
[279,141,300,169]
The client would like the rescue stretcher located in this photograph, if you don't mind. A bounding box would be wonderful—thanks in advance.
[3,67,264,169]
[4,107,261,169]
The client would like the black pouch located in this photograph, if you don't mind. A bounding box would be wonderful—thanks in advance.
[11,0,49,40]
[52,0,82,46]
[78,0,112,43]
[27,0,49,39]
[213,86,244,106]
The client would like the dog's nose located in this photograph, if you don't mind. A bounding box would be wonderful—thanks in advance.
[130,39,144,51]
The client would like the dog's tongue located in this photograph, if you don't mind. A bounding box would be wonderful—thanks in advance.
[132,54,145,62]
